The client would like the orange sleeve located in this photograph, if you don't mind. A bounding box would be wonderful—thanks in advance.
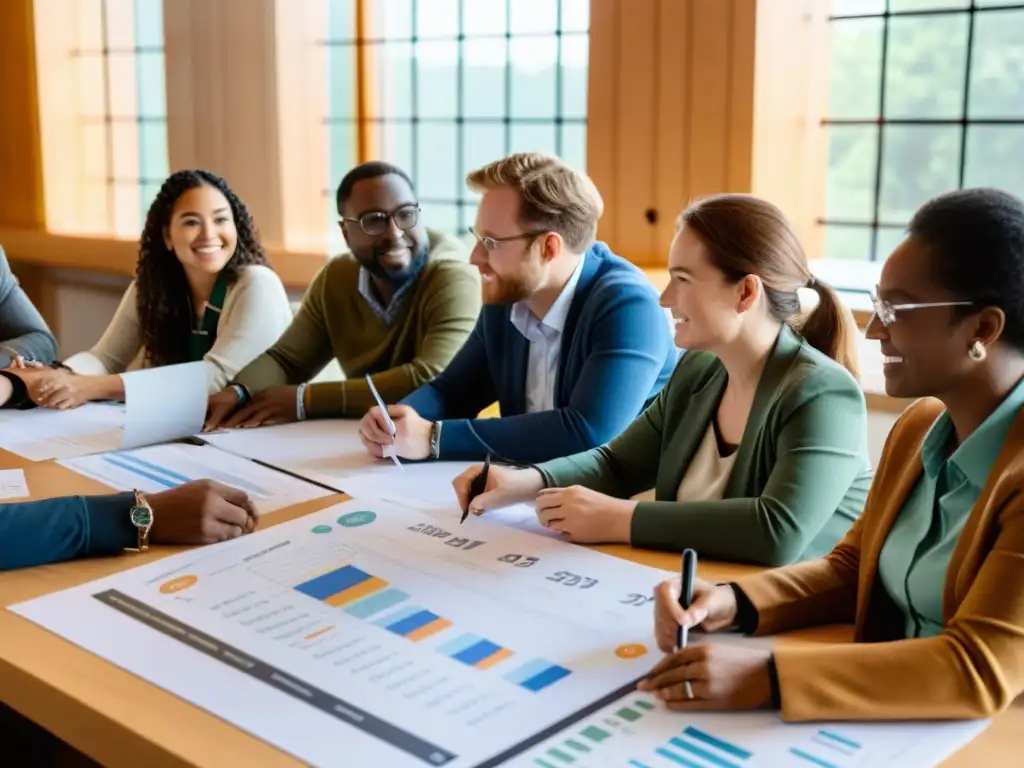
[774,494,1024,721]
[731,518,861,635]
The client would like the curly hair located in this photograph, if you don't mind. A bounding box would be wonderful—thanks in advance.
[135,169,269,368]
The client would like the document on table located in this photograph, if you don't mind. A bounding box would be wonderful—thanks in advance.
[507,690,989,768]
[11,497,673,768]
[60,443,332,516]
[203,420,559,537]
[0,469,29,499]
[0,362,207,461]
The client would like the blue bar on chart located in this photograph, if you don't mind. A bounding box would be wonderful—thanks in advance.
[655,747,703,768]
[103,456,181,489]
[813,730,860,755]
[668,735,744,768]
[373,604,425,628]
[789,749,838,768]
[344,588,409,619]
[504,658,572,692]
[383,609,453,641]
[682,727,752,760]
[437,633,483,657]
[295,564,375,602]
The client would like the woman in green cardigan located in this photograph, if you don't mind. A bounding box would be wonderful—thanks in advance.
[453,194,873,566]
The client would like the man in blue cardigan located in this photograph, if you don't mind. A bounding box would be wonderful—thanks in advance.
[359,153,678,463]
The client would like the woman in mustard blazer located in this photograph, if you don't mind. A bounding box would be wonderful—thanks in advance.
[644,187,1024,720]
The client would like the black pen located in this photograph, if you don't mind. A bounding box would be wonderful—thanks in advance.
[461,453,491,524]
[677,548,698,650]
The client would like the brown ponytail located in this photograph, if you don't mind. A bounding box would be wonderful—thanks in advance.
[798,279,861,381]
[679,193,860,380]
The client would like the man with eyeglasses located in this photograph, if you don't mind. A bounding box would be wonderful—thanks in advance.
[358,152,678,464]
[203,161,481,429]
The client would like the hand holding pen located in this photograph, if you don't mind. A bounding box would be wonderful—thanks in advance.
[451,461,546,521]
[651,562,741,656]
[363,375,402,469]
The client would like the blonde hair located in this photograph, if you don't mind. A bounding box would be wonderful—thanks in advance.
[679,194,861,381]
[466,152,604,253]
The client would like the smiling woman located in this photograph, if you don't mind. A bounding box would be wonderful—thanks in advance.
[644,188,1024,723]
[22,170,294,408]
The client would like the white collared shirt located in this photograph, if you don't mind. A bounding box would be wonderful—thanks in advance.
[509,256,586,413]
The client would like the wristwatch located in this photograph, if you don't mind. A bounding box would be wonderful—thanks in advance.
[126,489,154,552]
[429,421,442,459]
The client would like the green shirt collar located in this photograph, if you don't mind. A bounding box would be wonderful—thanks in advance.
[921,375,1024,488]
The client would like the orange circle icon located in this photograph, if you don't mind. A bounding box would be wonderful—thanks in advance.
[615,643,648,659]
[160,575,198,594]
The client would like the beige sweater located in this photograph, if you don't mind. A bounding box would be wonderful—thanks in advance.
[65,265,293,394]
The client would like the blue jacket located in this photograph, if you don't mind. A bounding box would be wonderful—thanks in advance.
[0,494,135,570]
[401,243,679,462]
[0,245,59,370]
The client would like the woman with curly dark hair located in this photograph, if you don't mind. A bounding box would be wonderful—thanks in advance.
[30,170,293,407]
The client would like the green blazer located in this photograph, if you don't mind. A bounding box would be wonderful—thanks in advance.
[537,325,873,566]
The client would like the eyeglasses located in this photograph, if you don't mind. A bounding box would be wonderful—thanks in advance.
[469,227,549,252]
[869,292,974,327]
[342,204,420,236]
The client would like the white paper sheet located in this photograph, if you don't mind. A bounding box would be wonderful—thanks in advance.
[0,363,207,461]
[10,498,674,768]
[59,443,331,516]
[0,469,29,499]
[0,402,127,461]
[202,420,562,536]
[121,362,207,449]
[507,690,989,768]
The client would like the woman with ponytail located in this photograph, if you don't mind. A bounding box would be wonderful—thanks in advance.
[453,193,872,566]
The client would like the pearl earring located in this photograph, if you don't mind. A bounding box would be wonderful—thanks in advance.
[969,340,987,361]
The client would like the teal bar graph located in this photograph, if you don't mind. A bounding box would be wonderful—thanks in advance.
[344,588,409,619]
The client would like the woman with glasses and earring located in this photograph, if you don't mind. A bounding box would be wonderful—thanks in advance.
[203,161,481,430]
[643,188,1024,723]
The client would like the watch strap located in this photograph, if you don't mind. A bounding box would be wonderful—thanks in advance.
[429,421,442,459]
[127,489,153,552]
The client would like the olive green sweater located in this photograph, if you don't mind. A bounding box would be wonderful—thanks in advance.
[537,325,873,566]
[234,229,481,418]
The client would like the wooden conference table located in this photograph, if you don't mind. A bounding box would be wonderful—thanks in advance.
[0,449,1019,767]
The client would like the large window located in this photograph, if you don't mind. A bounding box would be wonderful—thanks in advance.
[323,0,589,249]
[35,0,168,237]
[821,0,1024,264]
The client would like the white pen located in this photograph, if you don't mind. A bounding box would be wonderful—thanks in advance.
[364,374,403,470]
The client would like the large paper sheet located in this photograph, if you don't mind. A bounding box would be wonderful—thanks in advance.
[506,690,988,768]
[0,362,207,461]
[11,498,672,767]
[0,402,127,460]
[59,443,331,516]
[204,420,558,537]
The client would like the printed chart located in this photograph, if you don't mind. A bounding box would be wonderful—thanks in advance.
[507,691,988,768]
[0,403,126,461]
[60,443,330,515]
[11,498,671,767]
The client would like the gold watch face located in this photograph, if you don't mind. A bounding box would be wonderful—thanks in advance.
[130,504,153,529]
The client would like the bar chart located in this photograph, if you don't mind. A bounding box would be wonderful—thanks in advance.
[513,688,988,768]
[291,562,574,693]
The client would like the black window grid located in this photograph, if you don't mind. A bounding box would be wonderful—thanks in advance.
[322,0,588,235]
[70,0,168,230]
[819,1,1024,262]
